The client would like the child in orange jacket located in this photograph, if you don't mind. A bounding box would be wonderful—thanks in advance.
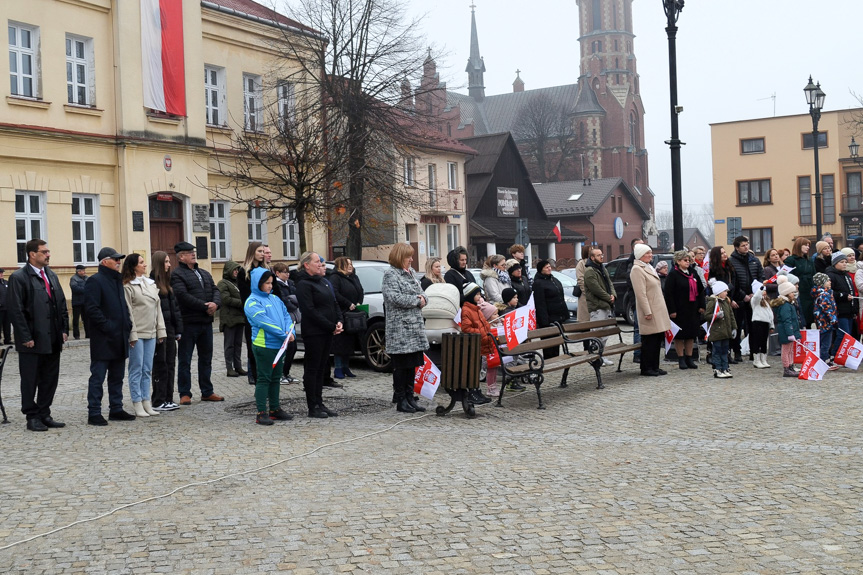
[461,282,500,402]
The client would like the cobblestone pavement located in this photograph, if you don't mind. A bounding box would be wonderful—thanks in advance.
[1,334,862,574]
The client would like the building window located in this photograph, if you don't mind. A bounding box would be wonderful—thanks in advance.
[619,244,624,257]
[15,191,46,264]
[428,164,436,208]
[447,224,460,253]
[426,224,439,257]
[798,176,812,225]
[740,138,765,154]
[204,65,226,126]
[802,132,827,149]
[847,173,863,212]
[277,81,295,131]
[592,0,601,30]
[403,157,415,186]
[9,22,39,98]
[248,205,266,242]
[742,228,772,254]
[209,201,230,261]
[447,162,458,190]
[243,73,262,132]
[282,209,300,260]
[823,174,835,224]
[629,111,638,148]
[737,179,771,205]
[66,35,94,106]
[71,194,99,264]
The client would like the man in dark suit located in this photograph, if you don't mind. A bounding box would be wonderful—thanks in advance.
[6,239,69,431]
[85,247,136,426]
[172,241,224,405]
[0,268,11,345]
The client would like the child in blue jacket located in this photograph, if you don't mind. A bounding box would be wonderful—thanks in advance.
[244,267,295,425]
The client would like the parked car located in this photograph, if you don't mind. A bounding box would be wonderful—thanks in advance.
[605,253,674,325]
[295,260,454,372]
[469,268,578,320]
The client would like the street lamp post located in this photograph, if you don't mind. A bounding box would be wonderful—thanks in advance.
[850,136,863,166]
[663,0,685,251]
[804,76,826,241]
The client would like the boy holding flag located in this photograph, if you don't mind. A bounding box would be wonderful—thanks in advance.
[703,281,736,379]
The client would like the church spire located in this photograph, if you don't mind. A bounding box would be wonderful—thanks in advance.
[466,3,486,101]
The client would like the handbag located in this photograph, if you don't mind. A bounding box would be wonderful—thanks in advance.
[572,284,582,298]
[343,310,368,334]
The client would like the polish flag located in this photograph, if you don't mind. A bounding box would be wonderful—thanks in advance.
[793,329,820,364]
[141,0,186,116]
[552,221,562,243]
[833,332,863,370]
[664,321,680,354]
[797,350,829,381]
[413,354,442,399]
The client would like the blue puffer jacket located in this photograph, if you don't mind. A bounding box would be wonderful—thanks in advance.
[244,268,294,349]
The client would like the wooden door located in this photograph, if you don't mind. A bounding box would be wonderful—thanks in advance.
[149,196,184,268]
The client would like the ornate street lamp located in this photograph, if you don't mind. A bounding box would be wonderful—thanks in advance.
[663,0,685,251]
[850,136,863,166]
[804,76,825,240]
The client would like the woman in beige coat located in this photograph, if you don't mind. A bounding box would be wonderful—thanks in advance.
[629,244,671,377]
[122,253,166,417]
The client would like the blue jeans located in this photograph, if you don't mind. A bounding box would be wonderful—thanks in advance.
[177,322,215,398]
[820,328,835,361]
[830,317,853,356]
[128,337,156,403]
[712,339,730,371]
[88,358,127,416]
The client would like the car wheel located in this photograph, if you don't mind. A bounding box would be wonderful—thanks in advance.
[363,321,392,372]
[625,299,636,326]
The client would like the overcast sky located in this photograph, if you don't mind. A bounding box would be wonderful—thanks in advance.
[405,0,862,219]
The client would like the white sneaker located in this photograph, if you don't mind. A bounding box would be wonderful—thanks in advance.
[723,370,734,378]
[601,358,615,367]
[157,402,180,411]
[152,402,171,412]
[280,376,290,385]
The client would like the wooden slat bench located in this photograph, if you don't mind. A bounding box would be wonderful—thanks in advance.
[497,325,603,409]
[559,318,641,372]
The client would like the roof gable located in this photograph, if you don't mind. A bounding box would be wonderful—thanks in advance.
[536,177,649,219]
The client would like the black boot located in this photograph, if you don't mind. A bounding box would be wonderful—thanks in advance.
[405,393,426,412]
[685,355,698,369]
[396,396,416,413]
[678,356,689,370]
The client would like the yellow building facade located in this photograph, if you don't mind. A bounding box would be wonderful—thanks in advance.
[711,108,863,253]
[0,0,329,289]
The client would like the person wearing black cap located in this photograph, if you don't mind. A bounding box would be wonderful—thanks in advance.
[69,264,88,339]
[171,241,224,405]
[85,246,135,425]
[825,251,855,357]
[6,239,69,431]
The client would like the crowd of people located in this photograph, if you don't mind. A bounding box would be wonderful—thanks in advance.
[5,231,863,431]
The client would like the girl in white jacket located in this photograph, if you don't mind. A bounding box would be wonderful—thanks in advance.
[750,285,774,368]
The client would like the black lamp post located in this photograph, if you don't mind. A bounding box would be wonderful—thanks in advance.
[804,75,826,240]
[663,0,685,251]
[850,136,863,166]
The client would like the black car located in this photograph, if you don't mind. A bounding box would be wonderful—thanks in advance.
[605,253,675,325]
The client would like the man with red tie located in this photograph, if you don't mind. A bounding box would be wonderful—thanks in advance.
[6,239,69,431]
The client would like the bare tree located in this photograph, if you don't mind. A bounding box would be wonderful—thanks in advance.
[512,93,583,183]
[655,202,715,246]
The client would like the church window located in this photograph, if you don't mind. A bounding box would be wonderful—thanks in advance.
[614,39,618,52]
[594,166,599,179]
[592,128,597,145]
[630,112,638,148]
[592,0,601,30]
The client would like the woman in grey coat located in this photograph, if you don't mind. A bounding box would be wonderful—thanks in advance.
[382,243,429,413]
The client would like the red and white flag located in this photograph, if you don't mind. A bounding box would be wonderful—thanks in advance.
[833,332,863,370]
[413,354,442,400]
[526,293,536,330]
[763,274,779,285]
[664,321,680,354]
[453,308,462,326]
[798,349,829,381]
[793,329,820,364]
[141,0,186,116]
[704,300,720,338]
[552,220,562,243]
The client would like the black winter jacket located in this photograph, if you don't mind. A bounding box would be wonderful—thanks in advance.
[444,249,476,295]
[728,250,764,302]
[329,270,364,311]
[826,265,856,318]
[85,266,132,361]
[150,271,184,339]
[295,270,342,337]
[532,271,569,327]
[171,262,221,324]
[509,274,531,306]
[7,265,68,354]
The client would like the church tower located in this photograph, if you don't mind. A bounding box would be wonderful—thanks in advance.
[466,5,486,101]
[576,0,651,212]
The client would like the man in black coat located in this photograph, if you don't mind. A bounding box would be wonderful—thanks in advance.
[727,235,765,362]
[171,241,224,405]
[85,247,135,425]
[6,239,69,431]
[69,264,88,339]
[0,268,11,345]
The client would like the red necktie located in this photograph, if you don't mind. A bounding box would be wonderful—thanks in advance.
[40,269,52,299]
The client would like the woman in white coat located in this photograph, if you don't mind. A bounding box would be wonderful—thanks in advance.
[629,244,671,377]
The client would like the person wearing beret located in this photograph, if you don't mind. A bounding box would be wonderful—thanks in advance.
[171,241,224,405]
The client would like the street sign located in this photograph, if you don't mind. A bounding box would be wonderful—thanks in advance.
[726,217,742,245]
[714,219,725,224]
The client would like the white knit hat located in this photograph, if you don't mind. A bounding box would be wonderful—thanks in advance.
[633,244,651,259]
[779,281,797,297]
[711,281,729,295]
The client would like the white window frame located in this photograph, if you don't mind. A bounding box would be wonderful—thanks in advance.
[426,224,439,258]
[248,205,267,243]
[282,209,300,260]
[66,34,94,106]
[15,191,46,264]
[71,194,100,265]
[9,22,39,98]
[204,65,226,126]
[243,73,262,132]
[277,80,295,131]
[209,201,230,261]
[446,224,460,253]
[447,161,458,190]
[404,157,415,187]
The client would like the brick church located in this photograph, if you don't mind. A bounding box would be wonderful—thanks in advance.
[414,0,654,260]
